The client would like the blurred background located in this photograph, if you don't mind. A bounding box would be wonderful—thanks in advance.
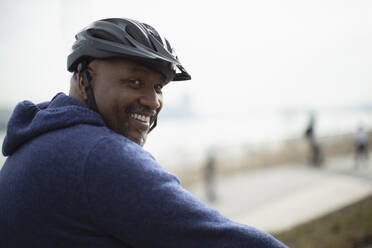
[0,0,372,246]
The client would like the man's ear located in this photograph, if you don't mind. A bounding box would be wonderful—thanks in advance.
[76,72,88,102]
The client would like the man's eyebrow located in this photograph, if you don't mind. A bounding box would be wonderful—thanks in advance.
[129,66,150,74]
[128,66,167,82]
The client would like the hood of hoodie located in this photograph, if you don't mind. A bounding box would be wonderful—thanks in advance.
[2,93,105,156]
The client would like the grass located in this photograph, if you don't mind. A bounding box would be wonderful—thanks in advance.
[273,194,372,248]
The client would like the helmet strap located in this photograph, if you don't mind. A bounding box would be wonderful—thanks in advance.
[148,117,157,133]
[77,61,99,112]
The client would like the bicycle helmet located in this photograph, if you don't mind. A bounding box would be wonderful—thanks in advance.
[67,18,191,82]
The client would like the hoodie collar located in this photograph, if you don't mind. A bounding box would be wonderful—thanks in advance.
[2,93,105,156]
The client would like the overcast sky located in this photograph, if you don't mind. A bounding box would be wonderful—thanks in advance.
[0,0,371,114]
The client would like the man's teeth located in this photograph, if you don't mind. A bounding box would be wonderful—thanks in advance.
[130,113,150,123]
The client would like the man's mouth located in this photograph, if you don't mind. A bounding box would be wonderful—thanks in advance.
[130,112,151,126]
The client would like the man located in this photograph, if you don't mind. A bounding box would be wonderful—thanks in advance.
[354,125,369,169]
[0,18,286,247]
[304,113,322,165]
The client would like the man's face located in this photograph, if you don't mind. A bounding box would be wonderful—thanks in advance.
[88,59,166,146]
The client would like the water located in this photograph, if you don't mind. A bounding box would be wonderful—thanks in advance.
[145,109,372,168]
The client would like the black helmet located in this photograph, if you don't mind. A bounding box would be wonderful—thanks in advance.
[67,18,191,82]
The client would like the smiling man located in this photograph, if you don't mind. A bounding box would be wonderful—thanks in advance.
[71,59,166,146]
[0,18,287,247]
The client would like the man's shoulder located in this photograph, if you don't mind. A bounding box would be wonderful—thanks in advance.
[39,124,140,162]
[60,124,154,165]
[82,129,172,194]
[88,132,153,164]
[54,123,115,143]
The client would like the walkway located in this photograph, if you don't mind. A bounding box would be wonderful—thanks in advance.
[188,155,372,232]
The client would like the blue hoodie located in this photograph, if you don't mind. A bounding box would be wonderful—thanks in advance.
[0,93,287,248]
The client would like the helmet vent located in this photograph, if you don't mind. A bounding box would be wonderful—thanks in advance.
[125,25,151,48]
[87,29,123,43]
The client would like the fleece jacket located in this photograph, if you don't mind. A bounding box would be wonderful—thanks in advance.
[0,93,287,248]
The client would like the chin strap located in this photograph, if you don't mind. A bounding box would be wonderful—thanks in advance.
[148,117,157,133]
[77,61,99,112]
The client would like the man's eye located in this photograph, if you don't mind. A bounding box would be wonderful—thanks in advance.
[128,79,141,88]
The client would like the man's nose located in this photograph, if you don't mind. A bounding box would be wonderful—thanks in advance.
[139,89,161,110]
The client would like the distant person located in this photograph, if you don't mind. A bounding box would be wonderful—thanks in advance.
[354,126,369,169]
[204,148,217,202]
[304,113,322,165]
[0,18,287,247]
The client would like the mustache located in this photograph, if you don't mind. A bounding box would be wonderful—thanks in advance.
[128,105,157,116]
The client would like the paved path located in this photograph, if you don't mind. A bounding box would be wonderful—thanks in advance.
[188,155,372,233]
